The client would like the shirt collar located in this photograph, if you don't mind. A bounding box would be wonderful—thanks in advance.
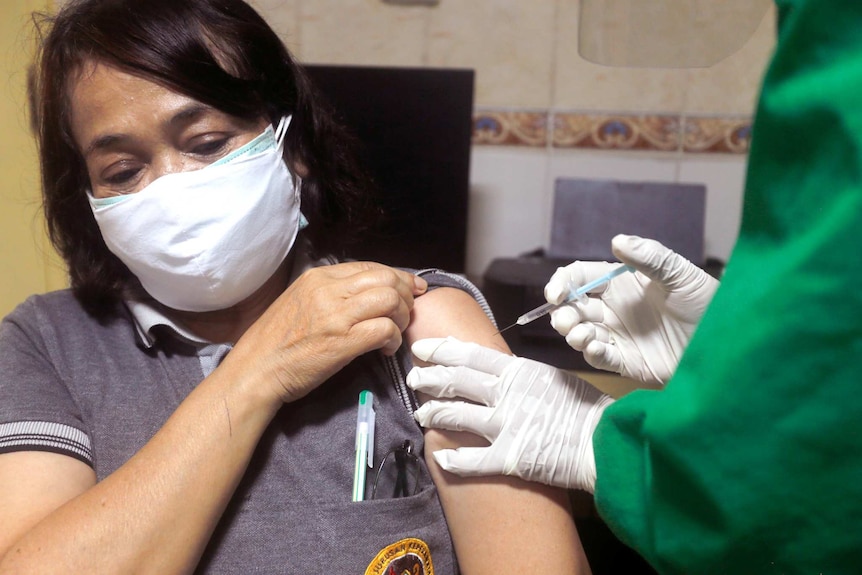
[125,240,329,349]
[126,299,208,349]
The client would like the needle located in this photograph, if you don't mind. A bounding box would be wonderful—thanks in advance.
[493,322,518,336]
[491,264,634,336]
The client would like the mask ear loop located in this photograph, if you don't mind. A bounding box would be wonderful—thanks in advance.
[274,115,291,148]
[274,115,307,228]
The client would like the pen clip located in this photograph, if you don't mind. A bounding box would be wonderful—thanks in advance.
[366,403,375,467]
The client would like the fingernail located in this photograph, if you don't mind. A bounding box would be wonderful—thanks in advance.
[546,285,563,303]
[432,449,451,470]
[413,403,430,424]
[413,275,428,292]
[405,366,419,388]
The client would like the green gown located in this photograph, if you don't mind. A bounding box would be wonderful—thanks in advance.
[593,1,862,572]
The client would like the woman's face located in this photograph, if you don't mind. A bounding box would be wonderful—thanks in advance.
[69,60,269,199]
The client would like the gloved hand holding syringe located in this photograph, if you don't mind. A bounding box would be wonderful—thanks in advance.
[497,263,634,334]
[407,235,721,492]
[544,235,720,385]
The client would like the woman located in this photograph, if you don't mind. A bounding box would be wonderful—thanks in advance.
[0,0,588,573]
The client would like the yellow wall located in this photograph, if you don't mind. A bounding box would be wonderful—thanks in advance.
[0,0,66,318]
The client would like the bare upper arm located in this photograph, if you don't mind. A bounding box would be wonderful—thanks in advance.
[0,451,96,556]
[405,284,509,355]
[406,287,591,574]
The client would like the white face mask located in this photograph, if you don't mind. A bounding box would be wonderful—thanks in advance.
[89,116,304,312]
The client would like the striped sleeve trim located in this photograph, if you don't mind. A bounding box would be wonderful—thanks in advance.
[0,421,93,467]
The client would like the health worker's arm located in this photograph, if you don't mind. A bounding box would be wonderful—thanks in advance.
[406,286,591,575]
[591,3,862,572]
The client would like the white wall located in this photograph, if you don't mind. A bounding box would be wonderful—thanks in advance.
[466,146,746,280]
[254,0,773,280]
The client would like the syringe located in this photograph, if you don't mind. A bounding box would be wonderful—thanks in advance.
[497,264,635,334]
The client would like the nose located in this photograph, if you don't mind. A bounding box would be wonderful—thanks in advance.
[146,150,207,189]
[152,151,191,179]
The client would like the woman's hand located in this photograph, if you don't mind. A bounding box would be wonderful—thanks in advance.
[226,261,427,404]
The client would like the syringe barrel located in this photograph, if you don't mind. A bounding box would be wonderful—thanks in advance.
[516,292,587,325]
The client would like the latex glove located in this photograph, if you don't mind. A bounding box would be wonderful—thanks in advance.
[407,337,614,493]
[545,234,719,385]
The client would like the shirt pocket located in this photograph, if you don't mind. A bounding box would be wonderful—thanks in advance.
[316,483,459,574]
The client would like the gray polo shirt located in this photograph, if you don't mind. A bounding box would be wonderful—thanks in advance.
[0,264,489,573]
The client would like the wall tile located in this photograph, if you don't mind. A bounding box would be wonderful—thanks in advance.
[297,0,428,66]
[467,148,552,279]
[249,0,301,53]
[427,0,557,109]
[553,0,686,113]
[683,4,776,115]
[677,157,747,261]
[547,149,681,192]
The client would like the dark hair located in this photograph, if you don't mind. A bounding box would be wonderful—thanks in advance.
[31,0,377,318]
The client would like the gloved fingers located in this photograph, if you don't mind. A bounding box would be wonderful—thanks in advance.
[549,297,604,337]
[544,260,618,304]
[432,447,502,477]
[611,234,700,289]
[406,364,500,406]
[549,305,580,337]
[563,322,611,351]
[582,339,625,375]
[413,399,500,441]
[411,337,515,376]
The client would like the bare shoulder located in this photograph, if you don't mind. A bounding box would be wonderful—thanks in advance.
[406,286,509,353]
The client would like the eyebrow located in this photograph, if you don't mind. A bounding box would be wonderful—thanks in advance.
[167,103,213,127]
[82,103,218,158]
[83,133,130,158]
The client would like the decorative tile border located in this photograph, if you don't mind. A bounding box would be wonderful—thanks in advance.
[472,110,548,147]
[553,113,680,151]
[682,116,752,154]
[472,109,752,155]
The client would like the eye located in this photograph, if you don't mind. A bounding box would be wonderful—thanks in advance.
[189,137,230,157]
[101,161,143,187]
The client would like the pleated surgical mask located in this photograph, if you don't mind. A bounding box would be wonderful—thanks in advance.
[89,116,305,312]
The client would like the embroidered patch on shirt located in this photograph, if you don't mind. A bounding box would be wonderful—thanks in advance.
[365,537,434,575]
